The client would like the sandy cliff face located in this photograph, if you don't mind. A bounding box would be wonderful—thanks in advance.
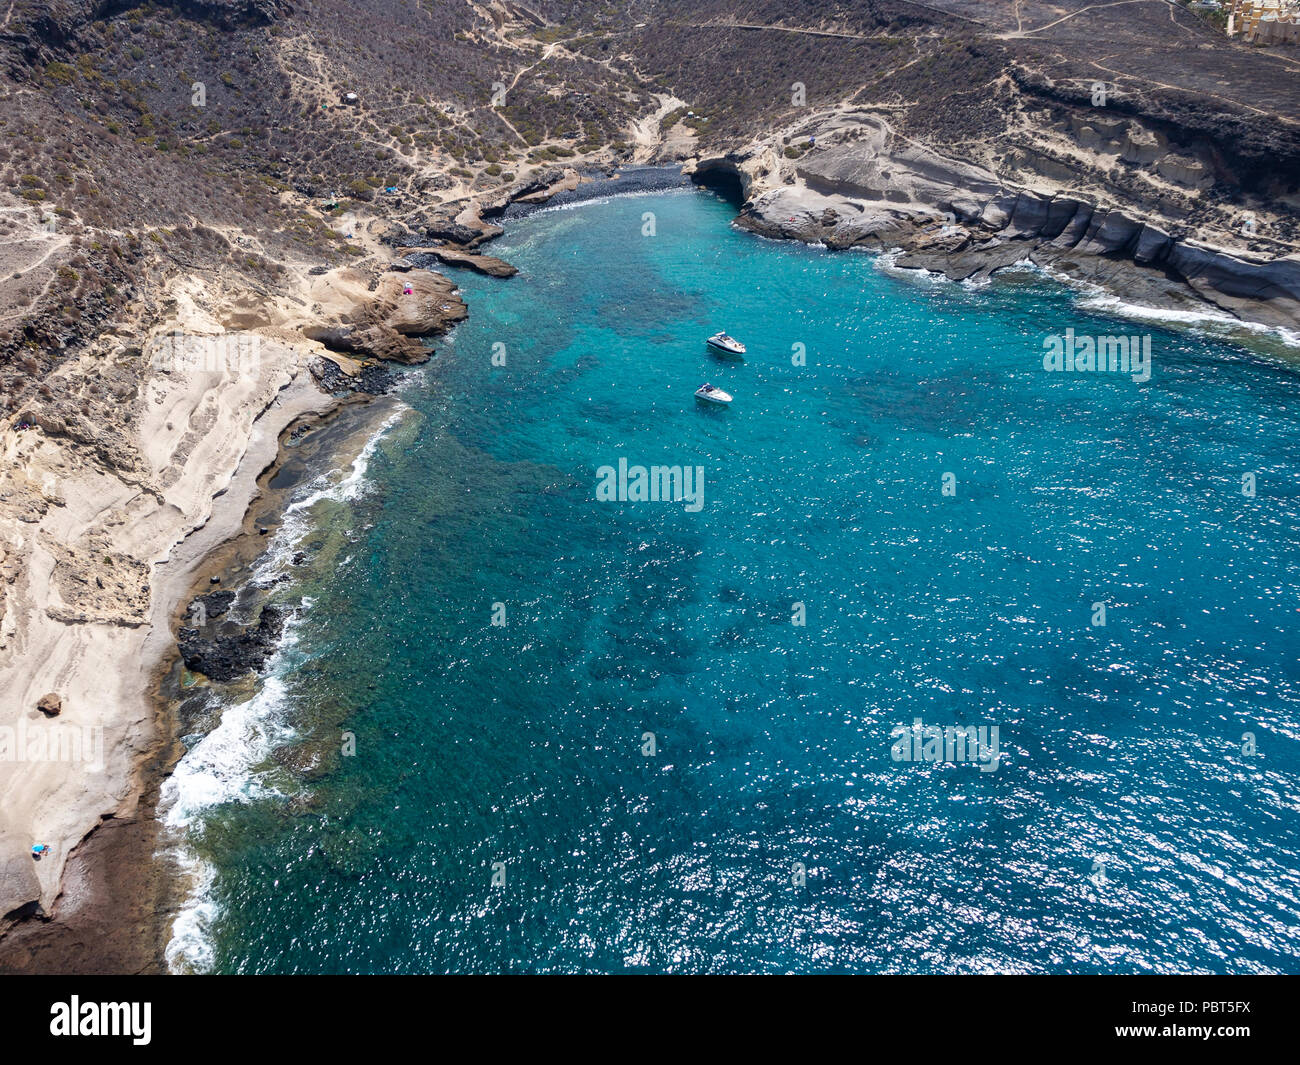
[0,193,475,926]
[0,275,330,925]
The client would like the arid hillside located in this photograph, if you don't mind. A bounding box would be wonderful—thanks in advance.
[1,0,1297,413]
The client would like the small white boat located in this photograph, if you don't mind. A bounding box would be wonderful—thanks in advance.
[706,332,746,355]
[695,383,732,405]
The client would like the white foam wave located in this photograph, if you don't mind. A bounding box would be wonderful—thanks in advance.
[162,674,295,829]
[160,669,298,973]
[255,404,405,583]
[163,848,217,974]
[1075,291,1300,349]
[161,406,404,973]
[532,184,694,216]
[876,248,1300,348]
[872,247,953,286]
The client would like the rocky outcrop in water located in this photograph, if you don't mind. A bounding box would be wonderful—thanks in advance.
[177,601,287,682]
[303,269,467,365]
[188,589,235,621]
[478,168,566,215]
[307,354,394,395]
[302,323,428,364]
[401,248,518,278]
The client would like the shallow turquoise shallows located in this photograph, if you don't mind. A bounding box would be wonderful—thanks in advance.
[173,187,1300,974]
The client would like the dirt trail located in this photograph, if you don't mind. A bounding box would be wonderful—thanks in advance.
[492,45,559,149]
[0,212,74,326]
[1012,0,1158,36]
[507,41,558,95]
[677,20,882,40]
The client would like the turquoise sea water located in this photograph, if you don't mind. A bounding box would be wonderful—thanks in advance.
[166,187,1300,974]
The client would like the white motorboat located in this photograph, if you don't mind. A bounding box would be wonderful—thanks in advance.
[706,332,746,355]
[695,383,733,405]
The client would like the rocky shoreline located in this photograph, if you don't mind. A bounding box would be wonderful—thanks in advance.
[692,127,1300,340]
[0,384,404,974]
[0,162,602,972]
[0,367,340,973]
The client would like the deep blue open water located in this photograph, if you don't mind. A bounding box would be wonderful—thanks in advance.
[163,187,1300,974]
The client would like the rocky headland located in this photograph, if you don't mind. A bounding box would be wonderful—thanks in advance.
[696,119,1300,332]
